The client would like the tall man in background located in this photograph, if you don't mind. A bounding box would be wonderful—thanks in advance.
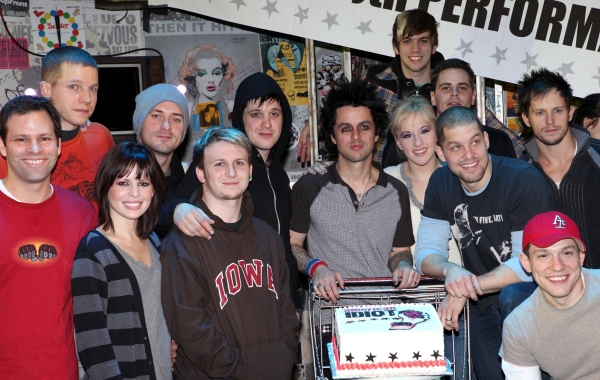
[366,8,444,165]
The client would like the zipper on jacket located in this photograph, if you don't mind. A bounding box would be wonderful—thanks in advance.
[266,164,281,234]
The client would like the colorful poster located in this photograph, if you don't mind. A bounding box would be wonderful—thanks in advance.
[260,35,308,106]
[0,38,30,69]
[315,45,344,107]
[154,0,600,98]
[145,14,261,163]
[30,4,85,54]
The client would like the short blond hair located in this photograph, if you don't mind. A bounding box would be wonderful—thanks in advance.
[389,96,437,138]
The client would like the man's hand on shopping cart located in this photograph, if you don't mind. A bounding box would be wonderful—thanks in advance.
[437,294,467,331]
[313,266,345,302]
[392,261,421,289]
[444,266,483,300]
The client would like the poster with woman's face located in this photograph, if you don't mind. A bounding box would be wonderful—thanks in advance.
[145,19,261,163]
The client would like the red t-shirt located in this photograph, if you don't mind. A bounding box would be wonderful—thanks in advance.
[0,123,114,209]
[0,187,98,379]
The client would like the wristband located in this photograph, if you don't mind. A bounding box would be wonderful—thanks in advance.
[309,261,328,278]
[305,258,320,277]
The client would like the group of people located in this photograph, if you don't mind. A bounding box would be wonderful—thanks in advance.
[2,7,600,380]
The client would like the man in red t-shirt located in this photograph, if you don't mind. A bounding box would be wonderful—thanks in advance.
[0,96,98,379]
[0,47,114,208]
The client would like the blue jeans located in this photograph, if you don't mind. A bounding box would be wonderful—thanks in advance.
[498,281,538,325]
[469,301,504,380]
[444,313,468,379]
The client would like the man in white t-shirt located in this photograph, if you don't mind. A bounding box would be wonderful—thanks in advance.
[500,211,600,379]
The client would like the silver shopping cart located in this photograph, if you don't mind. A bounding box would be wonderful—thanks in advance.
[308,277,471,380]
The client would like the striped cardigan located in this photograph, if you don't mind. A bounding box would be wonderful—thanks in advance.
[72,230,161,380]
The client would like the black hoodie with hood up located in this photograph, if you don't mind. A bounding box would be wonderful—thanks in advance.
[158,72,301,310]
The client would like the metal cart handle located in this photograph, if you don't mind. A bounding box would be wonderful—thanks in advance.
[342,276,443,287]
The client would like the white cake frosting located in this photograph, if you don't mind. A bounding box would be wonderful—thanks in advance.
[331,303,446,377]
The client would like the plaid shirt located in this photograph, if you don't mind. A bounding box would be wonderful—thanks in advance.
[485,109,529,161]
[371,66,400,163]
[365,53,444,163]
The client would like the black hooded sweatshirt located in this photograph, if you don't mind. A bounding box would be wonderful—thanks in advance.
[157,72,301,310]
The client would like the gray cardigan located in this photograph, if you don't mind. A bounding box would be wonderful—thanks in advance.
[72,230,161,380]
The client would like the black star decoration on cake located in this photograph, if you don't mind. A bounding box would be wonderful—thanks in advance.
[412,351,422,360]
[366,353,376,362]
[431,350,442,360]
[388,352,398,362]
[346,353,354,363]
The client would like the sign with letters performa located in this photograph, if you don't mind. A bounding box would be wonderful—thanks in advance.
[149,0,600,98]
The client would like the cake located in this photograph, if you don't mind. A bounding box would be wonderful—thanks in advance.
[329,303,447,377]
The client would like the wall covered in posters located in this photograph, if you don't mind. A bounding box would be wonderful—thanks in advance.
[147,11,261,163]
[0,0,144,108]
[0,3,314,178]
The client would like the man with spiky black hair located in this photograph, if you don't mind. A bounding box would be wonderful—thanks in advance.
[290,77,418,309]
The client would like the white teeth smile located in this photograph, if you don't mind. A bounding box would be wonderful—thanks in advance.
[414,148,427,155]
[548,276,567,281]
[409,57,421,62]
[123,202,142,207]
[24,159,44,165]
[462,162,477,169]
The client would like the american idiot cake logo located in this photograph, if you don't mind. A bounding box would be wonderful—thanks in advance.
[342,307,430,330]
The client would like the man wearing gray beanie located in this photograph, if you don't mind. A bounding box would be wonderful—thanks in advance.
[133,83,194,201]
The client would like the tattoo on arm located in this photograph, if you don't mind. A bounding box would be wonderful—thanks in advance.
[388,249,413,272]
[292,243,313,272]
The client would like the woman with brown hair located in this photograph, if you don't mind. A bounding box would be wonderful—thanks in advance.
[72,142,172,379]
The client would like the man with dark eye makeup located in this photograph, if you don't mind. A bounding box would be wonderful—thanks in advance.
[289,79,417,378]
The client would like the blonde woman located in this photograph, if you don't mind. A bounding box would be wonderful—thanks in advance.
[384,97,467,379]
[384,96,461,265]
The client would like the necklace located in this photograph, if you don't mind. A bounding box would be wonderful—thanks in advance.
[356,174,371,202]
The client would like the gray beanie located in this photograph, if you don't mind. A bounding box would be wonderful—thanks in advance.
[132,83,190,139]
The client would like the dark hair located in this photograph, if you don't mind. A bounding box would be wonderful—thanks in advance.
[430,58,475,90]
[436,106,484,146]
[573,93,600,130]
[320,77,388,140]
[192,126,253,169]
[392,8,439,50]
[517,68,573,115]
[41,46,98,84]
[95,142,166,239]
[244,94,280,111]
[0,95,62,145]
